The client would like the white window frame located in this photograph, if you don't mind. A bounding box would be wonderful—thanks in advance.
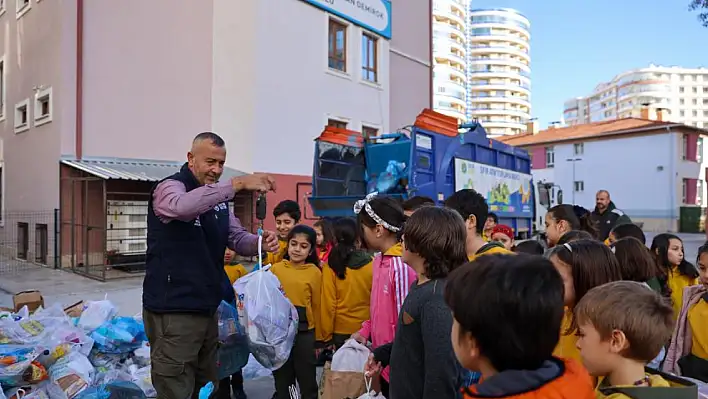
[360,31,380,86]
[33,86,52,126]
[361,123,381,138]
[13,98,29,133]
[574,181,584,192]
[0,55,5,122]
[545,146,555,168]
[325,116,349,129]
[0,0,6,17]
[682,179,688,204]
[15,0,30,19]
[573,142,584,156]
[698,179,705,206]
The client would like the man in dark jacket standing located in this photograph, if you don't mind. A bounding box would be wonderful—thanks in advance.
[143,132,280,399]
[592,190,632,241]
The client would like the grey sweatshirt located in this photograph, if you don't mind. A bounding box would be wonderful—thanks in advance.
[375,278,462,399]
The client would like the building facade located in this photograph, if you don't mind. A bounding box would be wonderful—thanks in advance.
[0,0,430,271]
[563,65,708,128]
[501,118,708,232]
[432,0,468,123]
[467,8,531,136]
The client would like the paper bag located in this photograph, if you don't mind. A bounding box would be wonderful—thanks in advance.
[321,363,367,399]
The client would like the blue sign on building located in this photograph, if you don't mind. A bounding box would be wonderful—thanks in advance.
[300,0,392,39]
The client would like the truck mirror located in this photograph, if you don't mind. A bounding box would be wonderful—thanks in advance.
[557,190,563,205]
[537,182,550,208]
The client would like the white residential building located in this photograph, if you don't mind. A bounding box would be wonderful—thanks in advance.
[432,0,469,123]
[501,118,708,233]
[564,65,708,129]
[467,8,531,136]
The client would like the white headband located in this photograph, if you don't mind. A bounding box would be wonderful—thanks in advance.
[353,192,401,233]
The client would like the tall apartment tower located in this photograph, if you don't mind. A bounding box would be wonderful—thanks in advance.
[467,8,531,136]
[563,65,708,129]
[432,0,469,123]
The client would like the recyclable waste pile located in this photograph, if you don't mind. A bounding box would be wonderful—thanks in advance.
[0,300,155,399]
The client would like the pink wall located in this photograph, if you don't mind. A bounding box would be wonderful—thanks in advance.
[81,0,214,162]
[686,134,698,162]
[685,178,698,205]
[530,146,546,169]
[388,0,432,131]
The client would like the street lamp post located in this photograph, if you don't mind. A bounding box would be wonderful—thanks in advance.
[566,157,581,204]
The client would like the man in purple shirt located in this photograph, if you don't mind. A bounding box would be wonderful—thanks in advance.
[143,132,280,399]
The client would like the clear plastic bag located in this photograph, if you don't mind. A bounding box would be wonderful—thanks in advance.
[242,354,272,380]
[90,317,146,355]
[128,365,155,398]
[216,301,244,342]
[330,340,369,372]
[78,301,118,332]
[48,351,95,399]
[233,268,298,370]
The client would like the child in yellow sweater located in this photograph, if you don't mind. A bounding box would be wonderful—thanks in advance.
[575,281,697,398]
[650,234,700,319]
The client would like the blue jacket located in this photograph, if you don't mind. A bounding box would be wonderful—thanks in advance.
[142,163,231,315]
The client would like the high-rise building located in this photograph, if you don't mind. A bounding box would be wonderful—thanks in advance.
[563,65,708,128]
[432,0,469,123]
[467,8,531,136]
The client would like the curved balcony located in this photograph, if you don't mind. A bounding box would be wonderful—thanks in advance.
[469,57,530,71]
[437,81,466,100]
[435,103,467,121]
[469,14,530,32]
[436,50,466,67]
[470,95,530,108]
[469,22,529,39]
[433,23,465,43]
[469,70,531,80]
[436,91,466,108]
[433,5,466,27]
[471,108,530,119]
[434,37,466,55]
[475,120,527,131]
[434,64,466,82]
[469,83,530,95]
[470,34,530,50]
[470,45,530,62]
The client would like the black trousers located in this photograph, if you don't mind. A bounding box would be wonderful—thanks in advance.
[272,330,317,399]
[215,369,245,399]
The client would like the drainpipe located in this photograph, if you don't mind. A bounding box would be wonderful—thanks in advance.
[75,0,84,159]
[428,0,433,109]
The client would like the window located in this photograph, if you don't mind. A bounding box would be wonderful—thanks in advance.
[361,33,378,83]
[15,0,29,18]
[682,134,689,160]
[693,99,698,105]
[328,19,347,72]
[362,125,378,138]
[680,99,685,105]
[680,110,685,117]
[327,118,347,129]
[693,87,698,94]
[14,99,29,133]
[683,179,688,203]
[699,137,704,163]
[17,222,28,260]
[699,180,705,205]
[545,146,555,168]
[679,87,685,93]
[33,87,52,126]
[35,224,48,265]
[573,142,584,155]
[0,56,4,121]
[574,181,584,192]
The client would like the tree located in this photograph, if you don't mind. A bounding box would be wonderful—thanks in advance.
[689,0,708,27]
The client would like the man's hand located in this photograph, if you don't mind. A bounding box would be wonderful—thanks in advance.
[262,230,280,253]
[231,173,277,193]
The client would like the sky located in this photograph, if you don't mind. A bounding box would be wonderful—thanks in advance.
[469,0,708,127]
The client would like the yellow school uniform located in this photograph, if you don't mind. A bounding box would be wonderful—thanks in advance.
[688,297,708,359]
[554,307,582,364]
[224,263,248,285]
[271,260,322,332]
[668,267,699,319]
[596,372,697,398]
[319,251,374,342]
[265,239,288,266]
[468,244,512,261]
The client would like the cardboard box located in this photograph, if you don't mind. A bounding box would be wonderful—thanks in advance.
[13,290,44,313]
[64,300,85,317]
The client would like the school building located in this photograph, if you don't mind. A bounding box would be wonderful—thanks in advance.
[0,0,432,279]
[500,108,708,233]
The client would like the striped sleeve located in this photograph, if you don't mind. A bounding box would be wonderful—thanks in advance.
[392,256,412,315]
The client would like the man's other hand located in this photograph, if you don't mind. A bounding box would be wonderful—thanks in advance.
[231,174,277,193]
[262,230,280,252]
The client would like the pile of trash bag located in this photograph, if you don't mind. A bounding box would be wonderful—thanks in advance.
[0,300,154,398]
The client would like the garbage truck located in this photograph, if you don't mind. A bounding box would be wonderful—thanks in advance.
[307,109,538,238]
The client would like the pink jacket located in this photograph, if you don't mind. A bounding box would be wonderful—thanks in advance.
[358,243,416,381]
[663,284,707,375]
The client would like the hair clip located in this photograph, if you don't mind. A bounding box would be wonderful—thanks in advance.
[563,243,572,252]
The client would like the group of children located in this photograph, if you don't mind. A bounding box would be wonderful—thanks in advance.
[220,190,707,399]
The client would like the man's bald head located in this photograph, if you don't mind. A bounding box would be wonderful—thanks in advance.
[596,190,611,212]
[188,132,226,185]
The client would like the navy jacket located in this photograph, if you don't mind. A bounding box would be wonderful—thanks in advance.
[143,164,232,315]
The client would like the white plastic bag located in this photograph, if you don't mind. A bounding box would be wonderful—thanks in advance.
[0,382,6,399]
[357,376,385,399]
[48,351,95,399]
[78,301,117,332]
[242,354,272,380]
[234,267,298,370]
[331,340,370,372]
[129,365,156,397]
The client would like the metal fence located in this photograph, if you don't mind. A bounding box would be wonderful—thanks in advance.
[0,210,59,274]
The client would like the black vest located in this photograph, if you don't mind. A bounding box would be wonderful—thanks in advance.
[142,163,232,314]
